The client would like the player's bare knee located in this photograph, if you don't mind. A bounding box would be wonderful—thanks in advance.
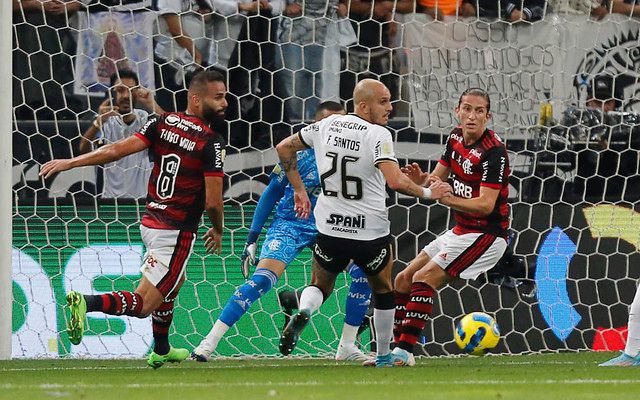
[412,264,447,289]
[136,292,163,317]
[139,302,156,318]
[394,270,412,293]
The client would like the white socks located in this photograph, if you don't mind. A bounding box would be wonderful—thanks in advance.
[196,320,229,355]
[298,286,324,315]
[338,323,359,348]
[625,284,640,357]
[373,308,394,356]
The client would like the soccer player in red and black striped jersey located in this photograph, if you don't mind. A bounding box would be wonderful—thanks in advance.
[40,70,228,368]
[389,88,510,366]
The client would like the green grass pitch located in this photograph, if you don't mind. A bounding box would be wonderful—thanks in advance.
[0,352,638,400]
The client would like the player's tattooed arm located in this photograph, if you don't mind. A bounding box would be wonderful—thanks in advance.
[279,135,305,173]
[276,133,311,218]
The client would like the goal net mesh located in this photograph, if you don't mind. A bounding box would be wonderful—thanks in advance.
[11,3,640,358]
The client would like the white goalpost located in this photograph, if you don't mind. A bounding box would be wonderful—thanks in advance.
[1,0,14,360]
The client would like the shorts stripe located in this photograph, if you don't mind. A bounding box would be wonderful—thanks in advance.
[446,233,496,278]
[157,231,195,296]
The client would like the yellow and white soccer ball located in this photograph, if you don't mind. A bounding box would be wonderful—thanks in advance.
[454,312,500,355]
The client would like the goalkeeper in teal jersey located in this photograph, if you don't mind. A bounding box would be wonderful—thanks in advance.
[191,102,373,362]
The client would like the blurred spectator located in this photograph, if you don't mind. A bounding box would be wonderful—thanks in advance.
[610,0,640,17]
[460,0,548,21]
[340,0,414,112]
[419,0,462,19]
[73,1,156,112]
[15,0,83,14]
[154,0,213,110]
[505,0,547,21]
[547,0,608,19]
[222,0,286,149]
[276,0,343,122]
[13,0,84,120]
[561,75,639,201]
[79,69,162,199]
[586,75,620,112]
[155,0,213,75]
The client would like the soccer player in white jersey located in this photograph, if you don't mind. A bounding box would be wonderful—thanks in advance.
[275,79,452,367]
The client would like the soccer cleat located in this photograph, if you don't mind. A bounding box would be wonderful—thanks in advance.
[65,291,87,345]
[190,339,215,362]
[190,349,210,362]
[391,347,416,367]
[599,352,640,367]
[335,344,374,363]
[369,353,394,368]
[279,309,310,356]
[147,347,190,369]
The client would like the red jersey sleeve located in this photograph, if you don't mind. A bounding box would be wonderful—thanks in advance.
[481,146,509,189]
[134,115,161,146]
[439,135,454,167]
[202,133,226,177]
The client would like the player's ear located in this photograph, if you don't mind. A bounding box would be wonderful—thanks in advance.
[359,101,369,116]
[191,92,201,107]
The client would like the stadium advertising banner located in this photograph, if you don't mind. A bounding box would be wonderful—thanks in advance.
[11,203,638,358]
[404,14,640,135]
[11,205,355,358]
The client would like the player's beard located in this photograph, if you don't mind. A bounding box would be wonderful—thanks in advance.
[202,103,225,125]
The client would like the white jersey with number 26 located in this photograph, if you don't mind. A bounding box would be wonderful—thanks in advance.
[298,114,397,240]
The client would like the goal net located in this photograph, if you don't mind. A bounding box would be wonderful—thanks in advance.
[10,2,640,358]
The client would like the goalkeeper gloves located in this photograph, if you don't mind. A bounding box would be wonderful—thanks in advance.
[241,242,257,279]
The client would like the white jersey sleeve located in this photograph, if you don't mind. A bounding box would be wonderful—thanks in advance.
[298,119,325,149]
[372,128,398,166]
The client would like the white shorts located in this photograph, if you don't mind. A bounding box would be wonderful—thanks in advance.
[422,229,507,280]
[140,225,196,297]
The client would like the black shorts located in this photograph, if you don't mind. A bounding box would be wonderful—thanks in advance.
[313,233,392,276]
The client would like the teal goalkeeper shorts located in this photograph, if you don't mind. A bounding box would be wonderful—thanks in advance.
[259,218,317,265]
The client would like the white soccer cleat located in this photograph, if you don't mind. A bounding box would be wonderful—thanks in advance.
[335,344,374,363]
[190,342,214,362]
[391,347,416,367]
[599,352,640,367]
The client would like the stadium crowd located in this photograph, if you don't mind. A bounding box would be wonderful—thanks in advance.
[12,0,639,201]
[13,0,633,125]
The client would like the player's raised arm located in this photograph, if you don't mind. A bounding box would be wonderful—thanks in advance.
[39,134,149,179]
[276,134,311,219]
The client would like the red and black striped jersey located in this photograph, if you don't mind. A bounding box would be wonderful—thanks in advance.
[439,127,510,237]
[134,112,226,232]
